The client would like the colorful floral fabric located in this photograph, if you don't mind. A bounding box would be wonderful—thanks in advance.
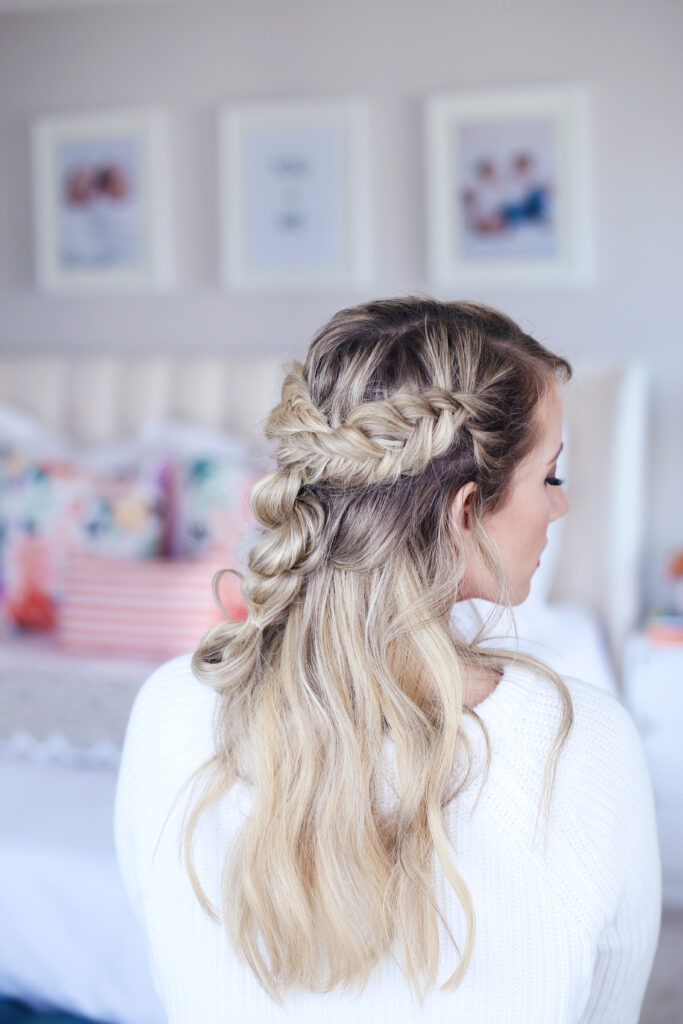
[0,434,170,631]
[0,408,264,640]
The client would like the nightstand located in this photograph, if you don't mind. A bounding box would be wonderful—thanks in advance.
[621,632,683,908]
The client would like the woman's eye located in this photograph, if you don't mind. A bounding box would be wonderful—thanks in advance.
[545,476,565,487]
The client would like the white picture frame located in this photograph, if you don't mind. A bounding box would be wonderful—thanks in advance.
[425,86,594,289]
[32,107,173,293]
[220,98,372,291]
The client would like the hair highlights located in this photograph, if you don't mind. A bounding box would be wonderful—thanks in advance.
[185,297,574,1002]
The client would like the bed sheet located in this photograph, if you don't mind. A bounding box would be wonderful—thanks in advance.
[0,760,164,1024]
[0,633,160,770]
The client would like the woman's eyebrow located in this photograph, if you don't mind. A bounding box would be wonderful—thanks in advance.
[546,442,564,464]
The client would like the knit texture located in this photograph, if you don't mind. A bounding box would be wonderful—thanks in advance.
[114,654,661,1023]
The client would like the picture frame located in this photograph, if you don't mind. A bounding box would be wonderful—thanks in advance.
[32,108,174,293]
[425,86,594,288]
[220,98,372,291]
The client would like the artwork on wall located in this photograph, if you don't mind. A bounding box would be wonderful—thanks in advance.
[220,98,372,291]
[425,86,594,288]
[32,108,173,292]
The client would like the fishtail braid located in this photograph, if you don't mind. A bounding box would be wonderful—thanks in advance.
[265,361,499,489]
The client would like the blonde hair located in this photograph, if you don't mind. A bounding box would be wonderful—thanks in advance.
[185,297,574,1003]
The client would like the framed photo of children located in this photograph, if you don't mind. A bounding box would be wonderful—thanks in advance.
[425,86,594,288]
[220,99,372,291]
[32,108,174,292]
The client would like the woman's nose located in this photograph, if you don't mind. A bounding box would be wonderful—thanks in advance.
[550,485,569,522]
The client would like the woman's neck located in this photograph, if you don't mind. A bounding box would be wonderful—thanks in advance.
[463,664,503,708]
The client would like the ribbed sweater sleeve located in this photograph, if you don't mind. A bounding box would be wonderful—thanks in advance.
[576,703,662,1022]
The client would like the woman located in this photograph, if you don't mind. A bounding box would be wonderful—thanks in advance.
[115,298,661,1023]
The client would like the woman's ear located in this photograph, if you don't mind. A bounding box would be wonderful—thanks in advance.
[451,481,477,530]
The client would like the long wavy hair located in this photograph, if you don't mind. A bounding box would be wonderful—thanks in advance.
[184,297,574,1003]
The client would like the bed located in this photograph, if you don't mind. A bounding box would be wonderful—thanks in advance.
[0,354,648,1023]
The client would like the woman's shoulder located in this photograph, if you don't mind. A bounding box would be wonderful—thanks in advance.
[560,674,645,763]
[499,664,642,751]
[520,670,655,833]
[115,654,220,857]
[124,652,218,757]
[487,664,652,816]
[130,650,216,708]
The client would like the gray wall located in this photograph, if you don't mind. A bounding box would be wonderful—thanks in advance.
[0,0,681,610]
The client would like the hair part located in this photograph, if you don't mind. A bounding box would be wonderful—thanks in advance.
[185,296,573,1003]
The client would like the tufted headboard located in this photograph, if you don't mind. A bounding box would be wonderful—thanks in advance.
[0,354,648,668]
[0,356,283,447]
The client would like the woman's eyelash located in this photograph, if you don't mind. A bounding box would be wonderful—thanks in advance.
[545,476,565,487]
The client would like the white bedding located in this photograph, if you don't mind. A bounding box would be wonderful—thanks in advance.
[0,599,617,1022]
[0,760,164,1023]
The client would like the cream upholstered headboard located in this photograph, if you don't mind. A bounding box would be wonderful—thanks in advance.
[0,354,648,666]
[0,356,283,448]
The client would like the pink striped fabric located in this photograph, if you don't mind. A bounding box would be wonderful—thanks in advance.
[59,550,247,658]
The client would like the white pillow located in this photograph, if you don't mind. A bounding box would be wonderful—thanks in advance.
[0,402,69,459]
[138,417,253,460]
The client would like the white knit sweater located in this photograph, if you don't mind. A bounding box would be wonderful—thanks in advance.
[114,654,661,1024]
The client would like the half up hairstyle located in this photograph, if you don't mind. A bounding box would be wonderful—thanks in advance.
[185,297,574,1003]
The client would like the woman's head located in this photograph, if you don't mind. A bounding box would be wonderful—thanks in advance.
[250,296,571,626]
[189,297,575,1002]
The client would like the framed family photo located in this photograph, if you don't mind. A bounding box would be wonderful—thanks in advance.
[220,98,372,291]
[32,108,173,292]
[425,86,594,288]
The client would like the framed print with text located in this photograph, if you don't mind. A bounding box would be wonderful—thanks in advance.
[220,99,372,291]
